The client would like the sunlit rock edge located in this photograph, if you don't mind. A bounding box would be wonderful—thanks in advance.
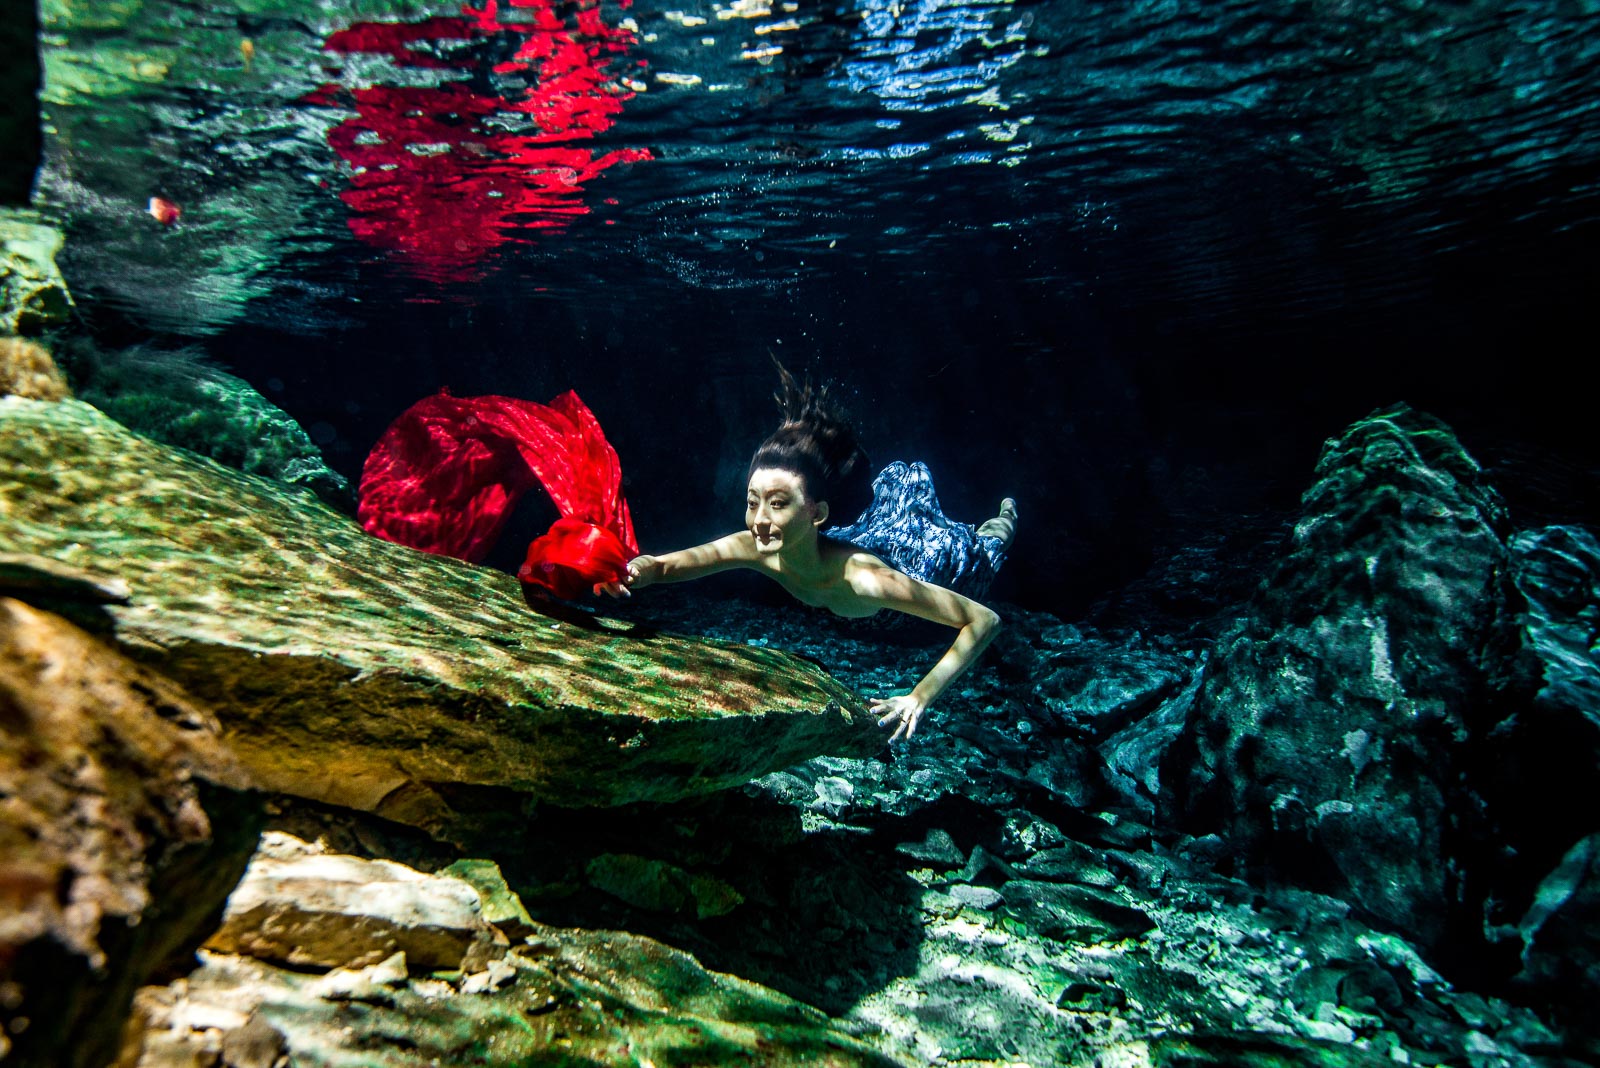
[0,394,882,835]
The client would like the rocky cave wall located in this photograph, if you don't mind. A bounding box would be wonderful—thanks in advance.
[0,0,41,205]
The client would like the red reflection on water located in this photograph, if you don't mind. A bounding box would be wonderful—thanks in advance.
[305,0,650,281]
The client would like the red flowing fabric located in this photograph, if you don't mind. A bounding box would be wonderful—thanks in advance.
[358,390,638,597]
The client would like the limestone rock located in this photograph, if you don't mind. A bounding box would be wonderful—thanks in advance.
[0,336,70,400]
[56,341,350,508]
[204,831,508,974]
[1516,833,1600,1001]
[586,852,746,919]
[999,879,1155,944]
[1031,634,1193,738]
[0,398,881,835]
[1508,524,1600,724]
[1159,404,1512,949]
[441,858,538,940]
[125,856,907,1067]
[0,598,260,1068]
[1490,526,1600,1004]
[0,212,73,335]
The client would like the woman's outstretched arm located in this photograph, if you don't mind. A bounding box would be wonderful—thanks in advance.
[845,559,1001,742]
[598,532,754,596]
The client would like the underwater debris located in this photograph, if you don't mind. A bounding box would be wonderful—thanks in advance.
[146,196,181,226]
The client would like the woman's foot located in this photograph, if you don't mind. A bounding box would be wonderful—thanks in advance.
[977,497,1017,550]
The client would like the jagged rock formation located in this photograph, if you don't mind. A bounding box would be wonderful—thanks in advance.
[1158,404,1514,950]
[1154,404,1600,1018]
[1492,525,1600,1005]
[0,397,882,838]
[125,833,908,1068]
[0,598,261,1068]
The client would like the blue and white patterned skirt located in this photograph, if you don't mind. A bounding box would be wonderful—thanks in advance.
[825,460,1007,603]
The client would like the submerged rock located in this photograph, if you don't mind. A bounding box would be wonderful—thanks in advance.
[1159,404,1513,950]
[125,839,908,1068]
[0,212,73,335]
[0,398,881,836]
[56,340,352,508]
[1516,832,1600,1003]
[204,832,509,974]
[0,598,260,1068]
[1491,525,1600,1006]
[0,336,70,401]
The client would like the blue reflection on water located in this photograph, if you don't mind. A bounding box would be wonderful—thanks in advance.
[839,0,1030,111]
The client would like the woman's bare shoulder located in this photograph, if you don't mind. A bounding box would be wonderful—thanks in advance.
[840,549,902,592]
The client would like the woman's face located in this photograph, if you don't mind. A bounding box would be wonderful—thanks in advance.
[746,467,828,554]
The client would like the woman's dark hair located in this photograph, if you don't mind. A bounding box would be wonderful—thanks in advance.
[746,359,872,527]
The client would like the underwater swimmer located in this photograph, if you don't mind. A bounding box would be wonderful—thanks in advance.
[600,363,1017,743]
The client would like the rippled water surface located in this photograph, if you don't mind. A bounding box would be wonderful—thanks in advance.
[31,0,1600,612]
[38,0,1600,332]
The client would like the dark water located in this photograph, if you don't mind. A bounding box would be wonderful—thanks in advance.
[35,0,1600,610]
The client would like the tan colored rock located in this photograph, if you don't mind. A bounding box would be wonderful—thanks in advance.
[0,336,71,400]
[0,398,882,837]
[205,831,507,974]
[126,900,907,1068]
[0,598,260,1068]
[121,843,907,1065]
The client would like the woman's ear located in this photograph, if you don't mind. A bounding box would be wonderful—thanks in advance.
[812,500,830,527]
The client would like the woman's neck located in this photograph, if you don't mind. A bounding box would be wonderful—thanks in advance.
[773,536,834,587]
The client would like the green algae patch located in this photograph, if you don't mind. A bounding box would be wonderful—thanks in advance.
[0,398,879,832]
[139,922,910,1068]
[0,212,75,336]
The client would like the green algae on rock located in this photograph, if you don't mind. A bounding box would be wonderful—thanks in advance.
[132,918,909,1068]
[0,397,881,833]
[0,211,74,335]
[57,340,352,507]
[1159,403,1512,952]
[129,830,906,1068]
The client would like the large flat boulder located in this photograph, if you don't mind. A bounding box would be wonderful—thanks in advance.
[0,397,880,834]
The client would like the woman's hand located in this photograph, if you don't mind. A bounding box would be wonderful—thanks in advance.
[597,555,662,598]
[870,693,927,743]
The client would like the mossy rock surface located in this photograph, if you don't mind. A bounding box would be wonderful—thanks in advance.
[0,398,880,833]
[0,212,74,334]
[135,923,910,1068]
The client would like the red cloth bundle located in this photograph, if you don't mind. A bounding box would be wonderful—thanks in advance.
[358,390,638,598]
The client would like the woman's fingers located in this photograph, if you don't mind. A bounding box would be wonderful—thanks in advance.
[871,698,920,742]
